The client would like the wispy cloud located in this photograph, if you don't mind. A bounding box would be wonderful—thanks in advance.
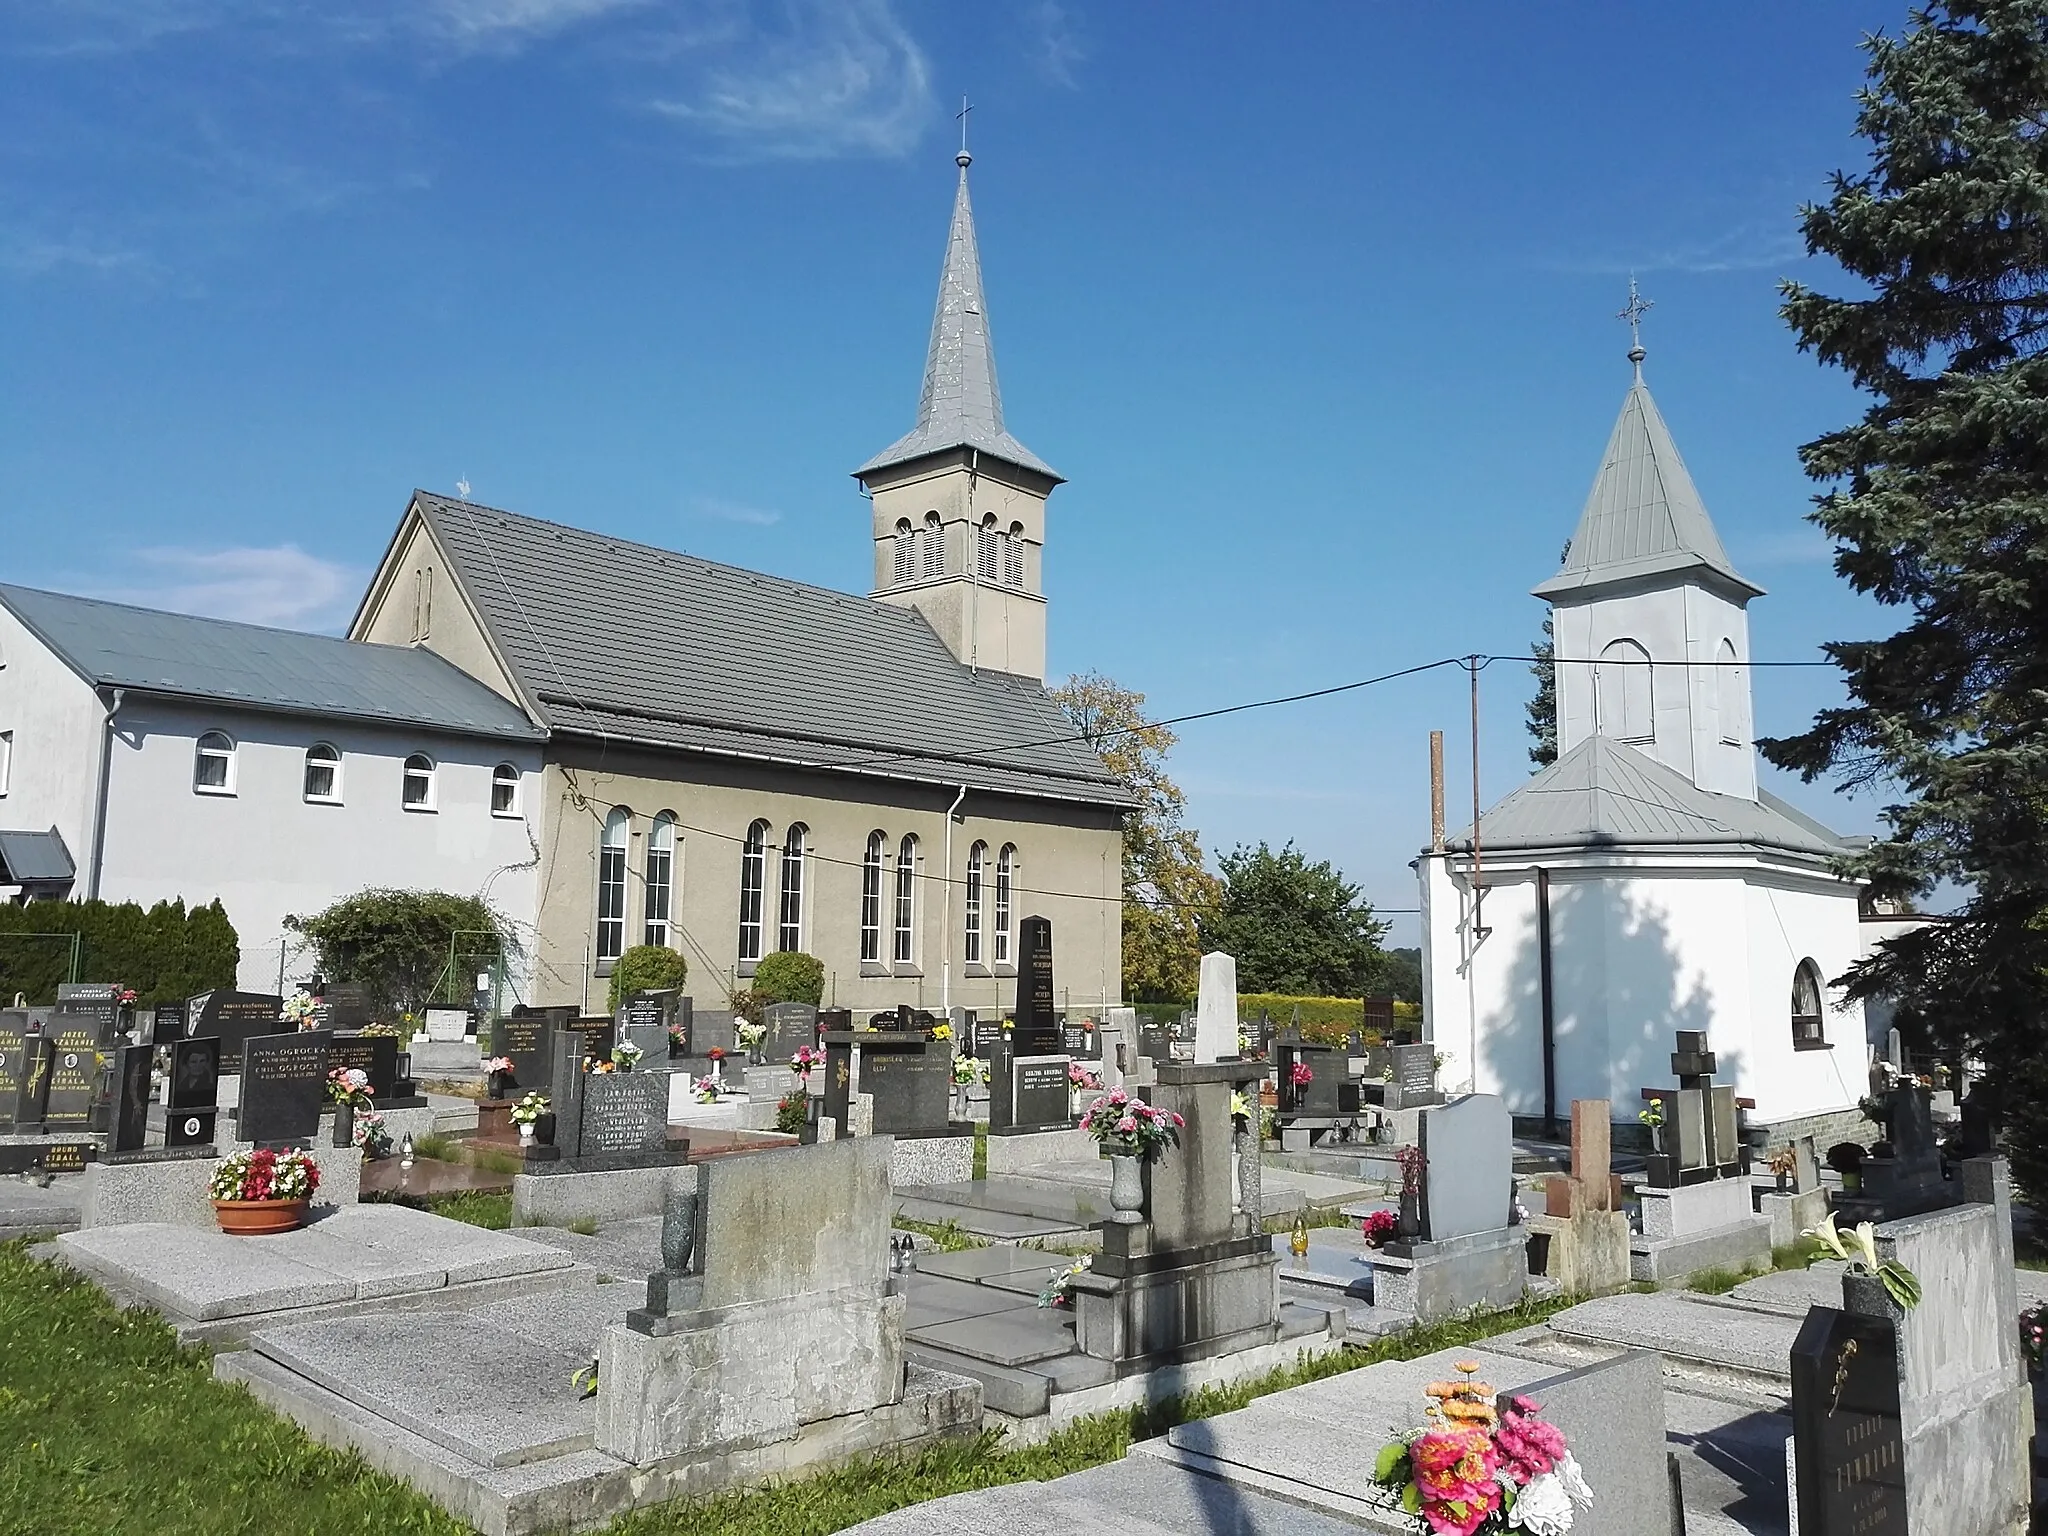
[0,235,150,278]
[1545,219,1810,277]
[1024,1,1084,89]
[648,0,930,160]
[81,545,364,632]
[693,496,782,527]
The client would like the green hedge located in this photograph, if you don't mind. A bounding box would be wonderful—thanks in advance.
[752,950,825,1006]
[606,945,689,1014]
[0,898,238,1007]
[1132,994,1421,1047]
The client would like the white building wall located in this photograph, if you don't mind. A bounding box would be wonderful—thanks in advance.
[0,605,108,889]
[96,698,542,995]
[1742,879,1866,1122]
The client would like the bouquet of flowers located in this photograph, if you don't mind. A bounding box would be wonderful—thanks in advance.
[283,992,318,1027]
[2021,1303,2048,1378]
[667,1022,688,1053]
[776,1091,808,1135]
[1036,1255,1091,1309]
[485,1056,515,1076]
[1289,1061,1315,1088]
[210,1147,321,1204]
[790,1045,822,1078]
[1370,1363,1592,1534]
[1361,1209,1399,1247]
[1802,1212,1922,1310]
[693,1075,722,1103]
[736,1020,767,1053]
[931,1021,953,1043]
[1398,1144,1427,1198]
[325,1066,372,1109]
[354,1110,393,1158]
[1231,1090,1252,1128]
[953,1055,987,1086]
[360,1022,401,1038]
[1079,1088,1184,1160]
[612,1042,644,1073]
[1069,1062,1102,1091]
[510,1092,550,1127]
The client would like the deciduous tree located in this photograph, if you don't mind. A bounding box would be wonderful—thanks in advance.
[1200,841,1391,998]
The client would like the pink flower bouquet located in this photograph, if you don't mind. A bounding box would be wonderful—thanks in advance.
[1078,1088,1184,1160]
[1370,1365,1592,1534]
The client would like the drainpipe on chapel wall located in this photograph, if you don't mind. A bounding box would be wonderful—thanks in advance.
[940,785,967,1012]
[1537,866,1557,1140]
[86,687,123,901]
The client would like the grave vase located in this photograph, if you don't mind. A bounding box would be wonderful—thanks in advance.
[331,1102,354,1149]
[487,1071,510,1101]
[534,1111,557,1147]
[1397,1190,1421,1240]
[1108,1152,1148,1225]
[214,1198,309,1236]
[518,1122,535,1146]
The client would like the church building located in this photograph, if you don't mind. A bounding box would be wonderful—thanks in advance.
[1417,325,1872,1148]
[0,150,1133,1014]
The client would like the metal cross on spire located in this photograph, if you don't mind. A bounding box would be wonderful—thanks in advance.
[1618,277,1653,377]
[956,96,973,166]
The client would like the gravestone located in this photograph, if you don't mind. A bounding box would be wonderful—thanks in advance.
[1194,950,1238,1063]
[1012,915,1060,1054]
[549,1032,590,1161]
[687,1007,734,1058]
[149,1002,186,1047]
[1794,1134,1821,1194]
[1009,1055,1070,1130]
[1277,1040,1341,1118]
[0,1009,27,1131]
[111,1044,154,1153]
[566,1015,618,1061]
[860,1039,951,1137]
[489,1015,551,1092]
[761,1001,818,1062]
[419,1006,468,1041]
[971,1013,1004,1058]
[15,1037,53,1130]
[185,991,285,1065]
[1790,1308,1906,1535]
[1362,995,1396,1040]
[620,988,679,1042]
[327,1033,403,1101]
[581,1073,669,1158]
[1418,1093,1514,1242]
[1138,1017,1170,1063]
[1536,1099,1632,1296]
[1061,1016,1100,1058]
[821,1034,854,1138]
[41,1033,103,1131]
[55,982,123,1042]
[1646,1029,1743,1188]
[239,1030,333,1146]
[1387,1041,1441,1109]
[322,982,373,1031]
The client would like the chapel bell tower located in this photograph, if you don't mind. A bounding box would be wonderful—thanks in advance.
[855,146,1061,683]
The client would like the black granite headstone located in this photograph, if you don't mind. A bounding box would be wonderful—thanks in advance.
[150,1002,187,1046]
[327,1033,401,1101]
[186,991,285,1066]
[0,1010,27,1131]
[41,1142,91,1173]
[860,1040,951,1137]
[761,1001,818,1062]
[580,1073,667,1157]
[321,982,373,1030]
[15,1038,52,1129]
[1013,915,1059,1054]
[56,983,123,1041]
[1009,1055,1071,1132]
[239,1030,333,1145]
[1280,1041,1342,1118]
[490,1016,551,1092]
[41,1038,101,1130]
[822,1034,854,1135]
[549,1032,589,1161]
[1062,1019,1100,1058]
[1391,1042,1439,1105]
[170,1036,220,1109]
[1791,1307,1906,1535]
[971,1013,1003,1058]
[1139,1019,1170,1063]
[620,989,679,1036]
[111,1044,154,1153]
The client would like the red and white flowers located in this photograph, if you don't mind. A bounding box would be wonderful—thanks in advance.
[325,1067,372,1109]
[1068,1062,1102,1091]
[1289,1061,1315,1088]
[1371,1364,1591,1535]
[1079,1088,1184,1160]
[210,1147,321,1204]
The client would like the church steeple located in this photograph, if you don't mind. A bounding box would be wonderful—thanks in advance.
[856,145,1058,683]
[1539,298,1762,800]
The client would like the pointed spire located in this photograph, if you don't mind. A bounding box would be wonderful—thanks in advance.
[856,149,1060,482]
[1534,339,1763,602]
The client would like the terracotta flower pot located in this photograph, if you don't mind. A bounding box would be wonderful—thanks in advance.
[213,1198,310,1236]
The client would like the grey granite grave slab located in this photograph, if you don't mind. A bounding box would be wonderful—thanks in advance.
[908,1307,1079,1367]
[1418,1092,1513,1242]
[890,1195,1084,1241]
[246,1219,455,1299]
[57,1221,356,1321]
[307,1202,573,1284]
[1731,1255,2048,1316]
[0,1178,80,1236]
[517,1216,662,1281]
[916,1244,1071,1283]
[1548,1291,1800,1385]
[466,1285,641,1357]
[899,1271,1043,1326]
[251,1311,597,1467]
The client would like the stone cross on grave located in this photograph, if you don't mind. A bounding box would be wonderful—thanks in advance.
[1644,1029,1742,1190]
[1544,1099,1619,1217]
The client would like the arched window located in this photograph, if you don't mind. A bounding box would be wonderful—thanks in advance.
[893,833,919,965]
[1791,960,1826,1048]
[894,520,915,585]
[778,823,807,953]
[597,808,630,963]
[644,812,676,948]
[738,819,769,964]
[860,831,885,964]
[491,763,520,817]
[1595,639,1653,742]
[1003,523,1025,588]
[193,731,236,794]
[401,753,436,810]
[993,844,1016,965]
[964,841,987,964]
[413,565,435,642]
[1716,638,1743,745]
[921,512,943,581]
[977,515,999,581]
[303,743,341,803]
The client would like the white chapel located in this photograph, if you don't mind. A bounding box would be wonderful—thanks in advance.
[1417,324,1874,1147]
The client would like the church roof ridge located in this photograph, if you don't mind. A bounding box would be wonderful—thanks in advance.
[1533,363,1763,603]
[855,153,1061,483]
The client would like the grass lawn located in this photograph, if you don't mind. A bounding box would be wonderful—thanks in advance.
[0,1223,1575,1536]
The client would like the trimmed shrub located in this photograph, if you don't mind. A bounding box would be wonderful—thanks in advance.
[1239,993,1423,1047]
[0,897,238,1006]
[752,951,825,1006]
[606,945,689,1014]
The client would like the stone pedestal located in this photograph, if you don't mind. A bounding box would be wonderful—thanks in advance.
[80,1142,360,1229]
[1757,1184,1828,1251]
[1368,1224,1527,1322]
[1631,1175,1773,1283]
[1528,1208,1631,1297]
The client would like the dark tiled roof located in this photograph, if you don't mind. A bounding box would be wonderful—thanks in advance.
[0,584,541,740]
[413,494,1129,806]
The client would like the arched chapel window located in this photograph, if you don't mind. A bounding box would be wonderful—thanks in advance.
[921,512,944,581]
[1595,639,1653,742]
[1791,960,1826,1049]
[1716,638,1743,745]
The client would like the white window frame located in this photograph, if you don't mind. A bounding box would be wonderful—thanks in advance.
[993,844,1016,967]
[194,732,236,796]
[596,807,630,964]
[893,833,919,967]
[491,763,520,817]
[643,812,676,949]
[860,830,885,964]
[401,752,437,812]
[777,823,807,954]
[964,841,986,966]
[1791,960,1827,1050]
[738,819,769,965]
[303,742,342,805]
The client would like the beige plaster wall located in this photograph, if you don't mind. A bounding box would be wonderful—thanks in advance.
[351,509,522,705]
[527,741,1124,1018]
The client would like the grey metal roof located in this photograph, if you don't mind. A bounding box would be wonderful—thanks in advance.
[1444,735,1861,861]
[1533,367,1762,602]
[0,584,543,740]
[0,827,75,884]
[412,493,1131,806]
[855,156,1061,484]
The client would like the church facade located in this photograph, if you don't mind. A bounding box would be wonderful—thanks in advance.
[1417,337,1871,1145]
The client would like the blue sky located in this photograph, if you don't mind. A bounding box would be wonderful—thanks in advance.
[2,2,1909,941]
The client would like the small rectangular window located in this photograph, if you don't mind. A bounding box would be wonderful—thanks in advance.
[0,730,11,796]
